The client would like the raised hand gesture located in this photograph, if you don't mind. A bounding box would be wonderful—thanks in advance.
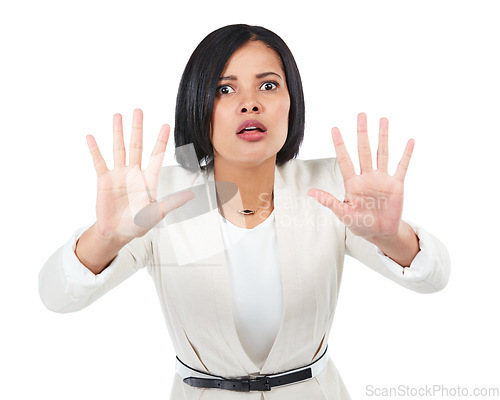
[86,109,194,244]
[308,112,414,243]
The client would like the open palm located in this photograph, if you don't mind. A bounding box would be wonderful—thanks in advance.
[87,109,194,243]
[308,112,414,241]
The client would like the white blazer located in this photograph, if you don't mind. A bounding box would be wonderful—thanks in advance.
[39,157,451,400]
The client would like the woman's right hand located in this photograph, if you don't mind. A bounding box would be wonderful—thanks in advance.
[86,109,194,245]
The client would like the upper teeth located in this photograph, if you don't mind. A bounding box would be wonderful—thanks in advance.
[244,127,258,130]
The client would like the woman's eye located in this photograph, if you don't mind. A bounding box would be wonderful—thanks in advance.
[260,81,278,91]
[216,85,235,95]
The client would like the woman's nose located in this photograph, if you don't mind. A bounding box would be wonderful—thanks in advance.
[241,104,259,113]
[240,97,261,114]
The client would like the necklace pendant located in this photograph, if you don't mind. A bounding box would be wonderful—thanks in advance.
[238,209,255,215]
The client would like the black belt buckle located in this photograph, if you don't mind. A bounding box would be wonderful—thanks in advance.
[248,376,271,391]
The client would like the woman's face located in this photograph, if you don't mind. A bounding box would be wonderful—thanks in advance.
[210,40,291,167]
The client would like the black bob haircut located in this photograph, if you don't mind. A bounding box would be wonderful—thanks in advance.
[174,24,305,171]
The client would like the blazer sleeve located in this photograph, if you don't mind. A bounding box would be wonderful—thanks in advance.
[345,223,451,293]
[38,225,155,313]
[331,157,451,294]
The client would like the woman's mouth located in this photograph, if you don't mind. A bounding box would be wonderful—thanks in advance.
[236,119,268,141]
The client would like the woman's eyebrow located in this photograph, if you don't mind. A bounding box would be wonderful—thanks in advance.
[219,72,283,81]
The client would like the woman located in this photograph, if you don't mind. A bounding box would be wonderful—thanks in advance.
[38,24,451,399]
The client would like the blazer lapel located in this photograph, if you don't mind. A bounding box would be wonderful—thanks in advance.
[167,162,304,376]
[167,164,261,375]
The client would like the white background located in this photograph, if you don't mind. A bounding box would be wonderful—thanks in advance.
[1,0,499,399]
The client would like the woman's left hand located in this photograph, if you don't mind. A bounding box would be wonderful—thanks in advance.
[308,112,415,243]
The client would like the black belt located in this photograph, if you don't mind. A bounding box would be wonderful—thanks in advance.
[178,346,328,392]
[183,368,312,392]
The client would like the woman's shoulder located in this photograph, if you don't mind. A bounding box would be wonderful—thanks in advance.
[159,163,201,179]
[157,164,204,197]
[276,157,344,197]
[278,157,339,180]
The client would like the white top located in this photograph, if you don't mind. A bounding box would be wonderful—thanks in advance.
[218,210,283,369]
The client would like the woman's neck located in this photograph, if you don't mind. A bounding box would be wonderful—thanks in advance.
[213,156,275,222]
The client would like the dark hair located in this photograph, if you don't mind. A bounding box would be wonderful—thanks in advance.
[174,24,305,171]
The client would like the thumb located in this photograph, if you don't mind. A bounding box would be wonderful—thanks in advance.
[307,188,348,221]
[134,190,195,229]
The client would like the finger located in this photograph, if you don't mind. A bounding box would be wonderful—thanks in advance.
[307,188,348,221]
[129,108,144,168]
[331,127,356,181]
[357,112,373,173]
[146,124,170,177]
[113,113,126,168]
[86,134,109,177]
[377,117,389,173]
[394,138,415,182]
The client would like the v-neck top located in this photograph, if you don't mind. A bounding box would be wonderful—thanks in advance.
[218,210,284,369]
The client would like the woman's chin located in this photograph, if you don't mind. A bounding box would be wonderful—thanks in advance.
[214,152,277,168]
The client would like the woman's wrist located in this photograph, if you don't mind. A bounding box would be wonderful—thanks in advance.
[75,223,128,275]
[368,221,420,268]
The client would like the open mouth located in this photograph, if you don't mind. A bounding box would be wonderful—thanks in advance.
[237,127,266,134]
[236,119,268,135]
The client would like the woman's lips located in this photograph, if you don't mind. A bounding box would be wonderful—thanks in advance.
[236,119,267,141]
[237,130,267,141]
[236,119,267,134]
